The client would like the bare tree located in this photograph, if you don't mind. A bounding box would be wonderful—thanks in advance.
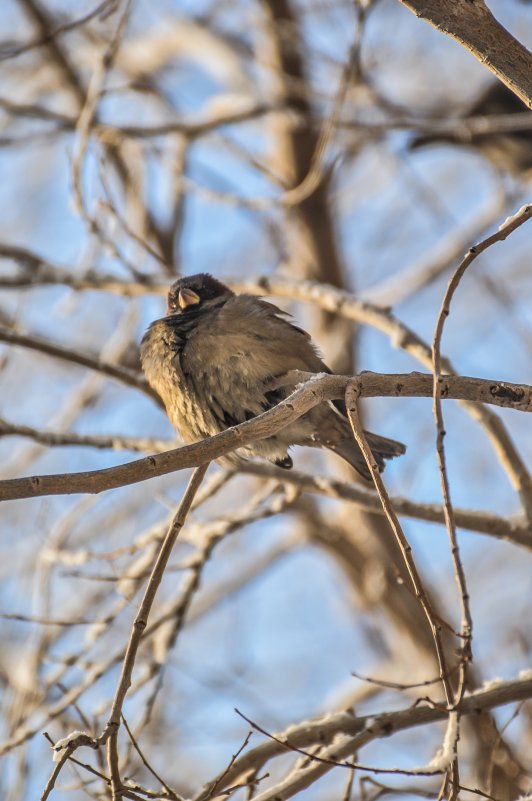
[0,1,531,800]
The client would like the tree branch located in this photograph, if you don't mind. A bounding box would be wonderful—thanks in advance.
[0,372,530,503]
[193,675,532,801]
[397,0,532,108]
[104,464,208,798]
[0,324,157,401]
[240,463,531,548]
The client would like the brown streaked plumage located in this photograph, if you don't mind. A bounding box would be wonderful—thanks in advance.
[140,274,405,479]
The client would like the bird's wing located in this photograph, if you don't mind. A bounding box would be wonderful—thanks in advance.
[179,295,327,424]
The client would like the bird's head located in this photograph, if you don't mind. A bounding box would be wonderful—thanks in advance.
[166,274,234,315]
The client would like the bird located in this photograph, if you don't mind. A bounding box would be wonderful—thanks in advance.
[409,81,532,178]
[140,273,405,480]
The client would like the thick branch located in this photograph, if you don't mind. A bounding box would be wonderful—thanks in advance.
[397,0,532,108]
[0,372,530,503]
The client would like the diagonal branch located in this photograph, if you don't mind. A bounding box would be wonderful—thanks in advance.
[103,464,208,798]
[193,675,532,801]
[397,0,532,108]
[240,463,532,548]
[0,372,530,502]
[345,381,453,706]
[237,272,532,521]
[0,325,157,401]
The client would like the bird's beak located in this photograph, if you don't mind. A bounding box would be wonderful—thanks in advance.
[177,288,200,310]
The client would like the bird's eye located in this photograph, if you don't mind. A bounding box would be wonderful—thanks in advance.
[167,298,178,313]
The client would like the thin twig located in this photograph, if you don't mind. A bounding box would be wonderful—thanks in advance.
[345,380,453,707]
[432,204,532,709]
[234,708,445,778]
[205,731,254,800]
[0,419,172,453]
[121,714,183,801]
[350,666,459,693]
[40,744,74,801]
[103,464,209,798]
[242,461,531,546]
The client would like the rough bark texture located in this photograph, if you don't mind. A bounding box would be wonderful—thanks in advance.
[399,0,532,108]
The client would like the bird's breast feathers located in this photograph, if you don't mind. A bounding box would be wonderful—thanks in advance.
[140,295,314,441]
[140,275,405,475]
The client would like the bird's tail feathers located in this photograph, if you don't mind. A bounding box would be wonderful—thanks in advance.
[330,431,405,481]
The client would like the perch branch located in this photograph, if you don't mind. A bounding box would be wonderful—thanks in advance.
[0,372,530,502]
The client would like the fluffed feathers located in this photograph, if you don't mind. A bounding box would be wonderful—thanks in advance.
[140,273,405,479]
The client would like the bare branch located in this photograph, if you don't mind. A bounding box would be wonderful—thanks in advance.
[345,381,453,706]
[241,463,531,547]
[193,675,532,801]
[1,372,530,503]
[235,273,532,520]
[397,0,532,108]
[0,324,156,401]
[0,419,172,453]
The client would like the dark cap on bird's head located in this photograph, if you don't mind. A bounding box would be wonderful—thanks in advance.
[167,273,234,315]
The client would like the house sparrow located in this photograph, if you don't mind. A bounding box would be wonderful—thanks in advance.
[410,82,532,178]
[140,274,405,479]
